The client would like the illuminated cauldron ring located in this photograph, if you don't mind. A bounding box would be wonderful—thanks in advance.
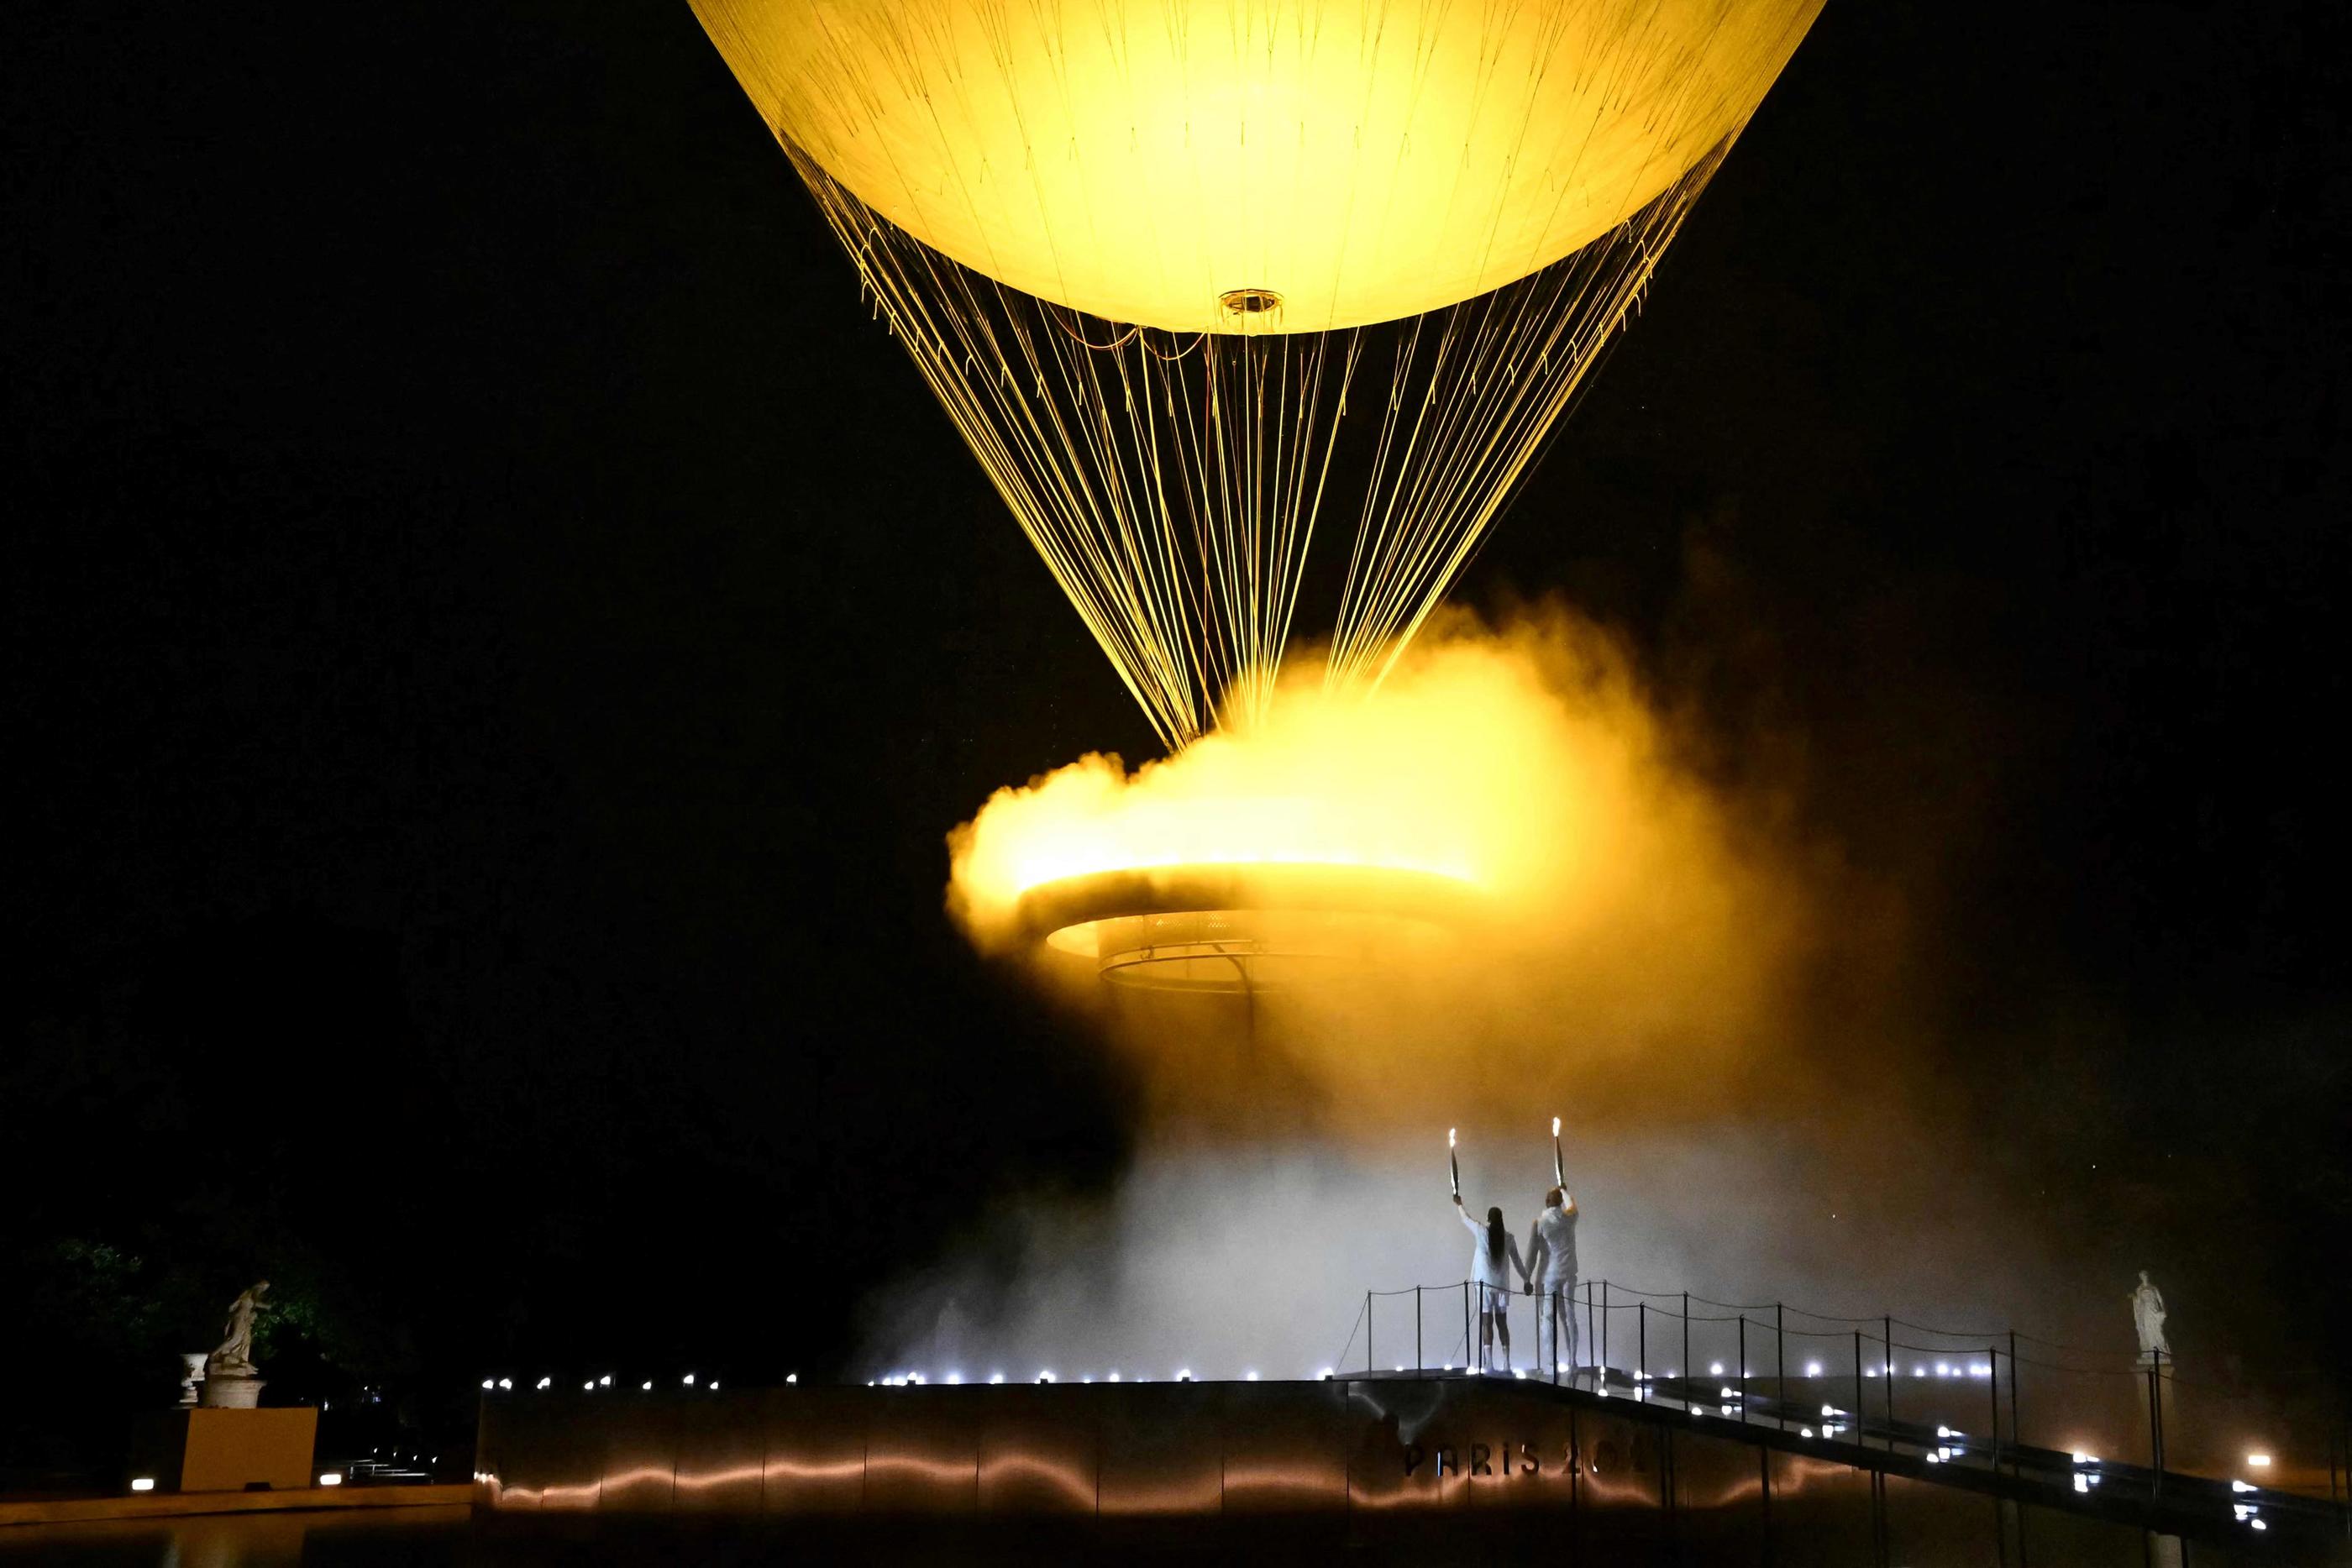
[1013,863,1486,992]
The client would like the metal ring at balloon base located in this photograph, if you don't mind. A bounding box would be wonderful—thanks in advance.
[1014,862,1484,992]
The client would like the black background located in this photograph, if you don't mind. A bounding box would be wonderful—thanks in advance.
[6,0,2347,1472]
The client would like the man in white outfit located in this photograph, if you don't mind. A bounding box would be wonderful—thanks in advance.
[1525,1188,1579,1377]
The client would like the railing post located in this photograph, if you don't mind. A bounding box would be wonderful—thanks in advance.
[1682,1293,1691,1398]
[1988,1346,2001,1474]
[2008,1329,2020,1476]
[1776,1303,1787,1430]
[1638,1303,1646,1400]
[1585,1281,1596,1386]
[1415,1286,1423,1374]
[1738,1316,1747,1426]
[1853,1330,1864,1449]
[1884,1315,1896,1440]
[1601,1280,1610,1388]
[1367,1291,1374,1374]
[1463,1281,1471,1373]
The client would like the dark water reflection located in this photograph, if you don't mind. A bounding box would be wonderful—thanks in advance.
[0,1508,1520,1566]
[0,1508,475,1568]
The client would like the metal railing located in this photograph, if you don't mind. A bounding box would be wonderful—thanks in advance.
[1335,1275,2350,1538]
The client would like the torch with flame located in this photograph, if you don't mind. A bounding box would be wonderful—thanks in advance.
[1551,1115,1565,1188]
[1449,1127,1461,1201]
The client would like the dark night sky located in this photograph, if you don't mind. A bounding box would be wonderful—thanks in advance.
[5,0,2348,1460]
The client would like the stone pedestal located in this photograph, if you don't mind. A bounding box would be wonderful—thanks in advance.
[178,1353,207,1407]
[128,1406,317,1492]
[200,1373,264,1409]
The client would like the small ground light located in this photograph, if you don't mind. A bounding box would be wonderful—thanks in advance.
[2247,1453,2271,1468]
[683,1373,696,1385]
[129,1478,155,1493]
[1805,1361,1822,1377]
[318,1472,343,1487]
[787,1374,799,1385]
[498,1378,512,1390]
[599,1375,611,1387]
[641,1381,652,1391]
[986,1373,1001,1385]
[481,1379,493,1390]
[1245,1371,1259,1382]
[535,1377,551,1390]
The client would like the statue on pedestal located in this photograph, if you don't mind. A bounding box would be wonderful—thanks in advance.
[2129,1271,2170,1366]
[207,1280,270,1377]
[199,1282,271,1406]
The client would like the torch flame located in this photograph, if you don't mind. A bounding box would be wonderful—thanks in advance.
[1551,1115,1562,1136]
[1448,1127,1457,1147]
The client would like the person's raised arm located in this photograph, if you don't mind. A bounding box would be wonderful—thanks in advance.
[1457,1200,1485,1239]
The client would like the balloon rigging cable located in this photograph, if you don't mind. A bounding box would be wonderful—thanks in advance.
[795,139,1727,751]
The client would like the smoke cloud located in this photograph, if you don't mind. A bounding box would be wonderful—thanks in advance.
[881,605,2092,1407]
[948,604,1895,1129]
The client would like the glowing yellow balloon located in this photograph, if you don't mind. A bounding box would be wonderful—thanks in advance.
[690,0,1822,333]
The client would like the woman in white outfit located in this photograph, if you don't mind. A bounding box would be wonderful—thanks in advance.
[1453,1194,1530,1371]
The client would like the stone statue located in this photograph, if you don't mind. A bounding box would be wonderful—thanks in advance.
[207,1280,270,1378]
[2129,1270,2169,1365]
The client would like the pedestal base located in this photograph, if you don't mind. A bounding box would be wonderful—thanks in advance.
[199,1373,263,1408]
[128,1407,318,1492]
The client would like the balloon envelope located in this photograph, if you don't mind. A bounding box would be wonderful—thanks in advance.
[690,0,1823,332]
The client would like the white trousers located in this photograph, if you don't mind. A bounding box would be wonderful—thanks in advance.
[1536,1276,1580,1371]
